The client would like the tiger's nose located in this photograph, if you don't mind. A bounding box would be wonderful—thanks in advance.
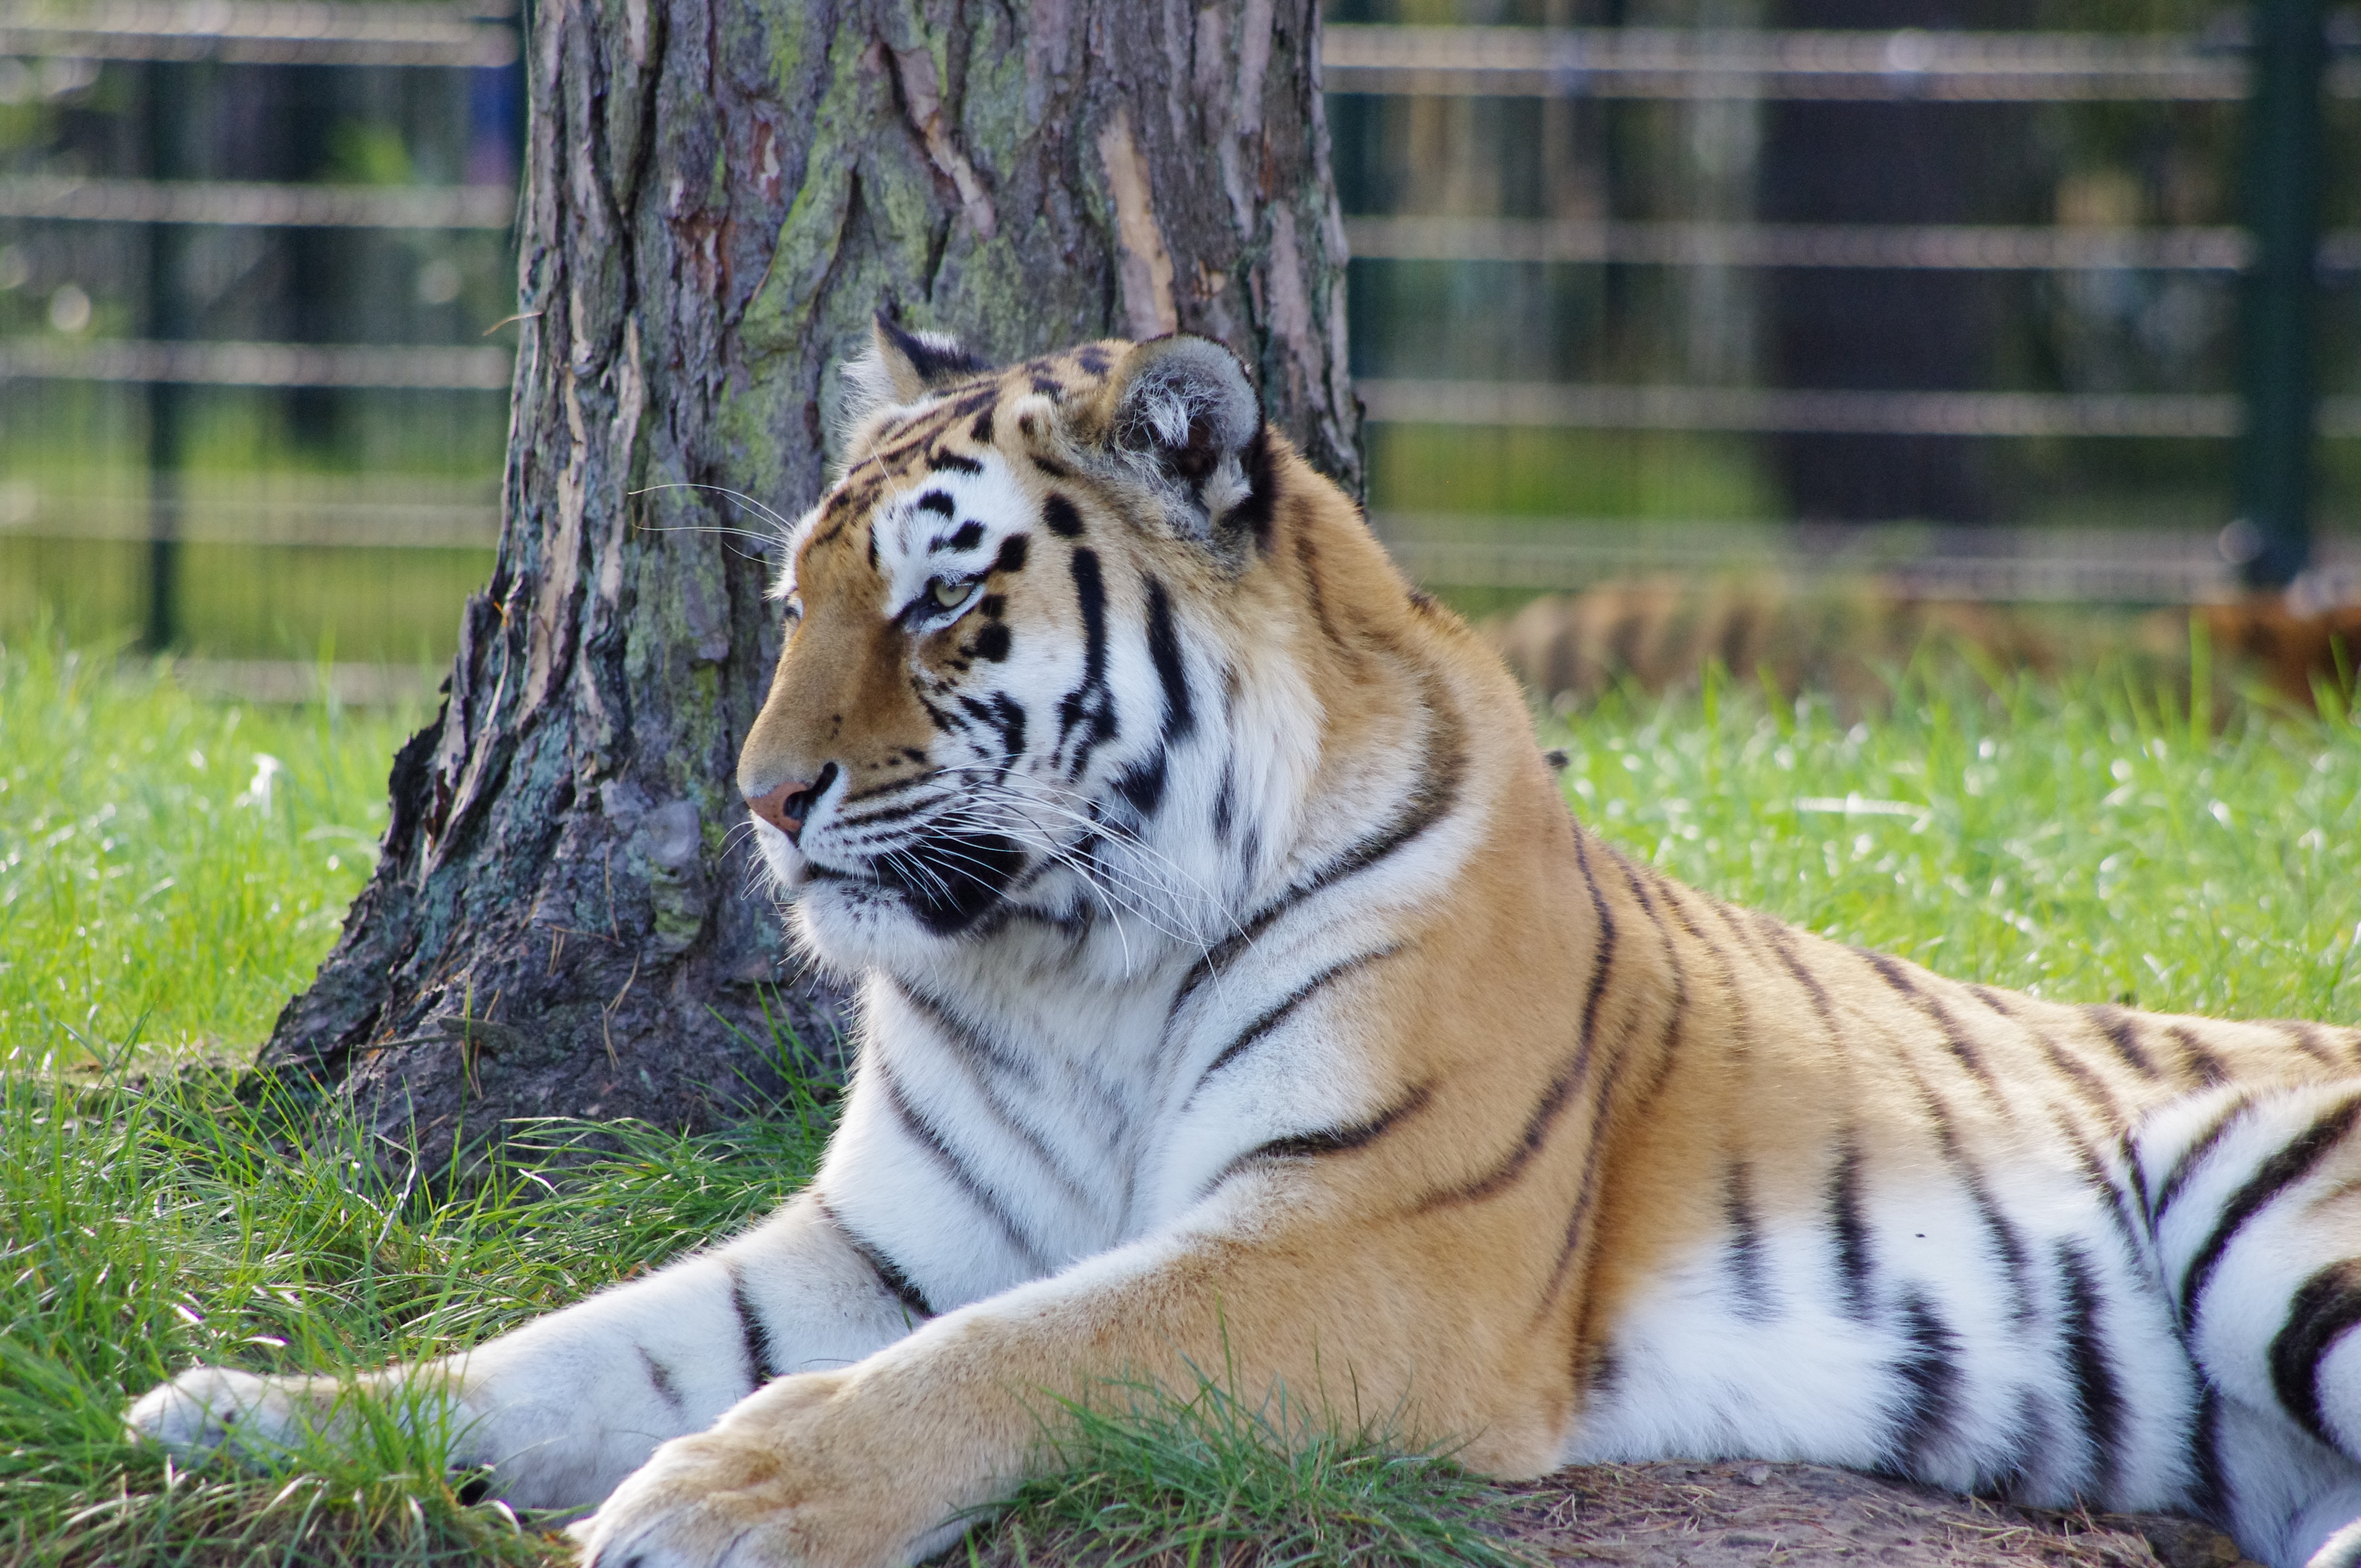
[746,778,811,841]
[744,763,835,843]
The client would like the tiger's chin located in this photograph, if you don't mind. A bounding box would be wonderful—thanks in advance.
[770,824,1032,974]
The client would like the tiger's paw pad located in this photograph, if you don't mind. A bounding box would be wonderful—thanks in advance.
[124,1366,306,1461]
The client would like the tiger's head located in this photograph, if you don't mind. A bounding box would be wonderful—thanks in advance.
[737,316,1361,976]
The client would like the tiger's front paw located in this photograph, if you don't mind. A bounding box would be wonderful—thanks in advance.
[125,1366,317,1462]
[570,1371,969,1568]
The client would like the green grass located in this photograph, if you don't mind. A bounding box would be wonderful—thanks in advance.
[0,634,421,1064]
[973,1375,1531,1568]
[2,636,2359,1566]
[1541,653,2361,1021]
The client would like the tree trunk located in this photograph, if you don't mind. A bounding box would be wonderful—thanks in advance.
[262,0,1361,1164]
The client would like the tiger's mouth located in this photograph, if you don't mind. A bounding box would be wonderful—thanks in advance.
[808,825,1027,937]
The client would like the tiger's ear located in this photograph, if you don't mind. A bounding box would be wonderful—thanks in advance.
[1086,335,1269,541]
[840,311,992,428]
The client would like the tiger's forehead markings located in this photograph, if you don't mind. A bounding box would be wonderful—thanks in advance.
[866,451,1037,606]
[789,341,1120,586]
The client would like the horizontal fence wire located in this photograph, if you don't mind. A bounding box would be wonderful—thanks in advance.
[1357,380,2361,439]
[153,657,445,705]
[0,0,516,67]
[1371,514,2361,602]
[0,338,513,388]
[1343,215,2361,273]
[0,175,514,227]
[0,472,501,547]
[1321,23,2361,101]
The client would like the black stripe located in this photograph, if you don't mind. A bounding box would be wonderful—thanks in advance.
[929,449,984,475]
[1070,548,1107,686]
[1228,423,1275,548]
[2120,1129,2156,1228]
[638,1346,684,1411]
[1888,1291,1963,1469]
[1615,852,1691,1108]
[2059,1115,2151,1263]
[1142,575,1194,742]
[2179,1092,2361,1327]
[2082,1004,2159,1077]
[2283,1021,2344,1066]
[725,1261,779,1386]
[1742,908,1840,1039]
[1528,862,1689,1316]
[1724,1162,1774,1320]
[915,489,956,518]
[1111,753,1167,817]
[2189,1382,2230,1520]
[817,1197,937,1322]
[1534,1025,1642,1321]
[1827,1140,1875,1322]
[2058,1241,2125,1495]
[2027,1027,2125,1124]
[889,983,1100,1212]
[1572,830,1619,1060]
[1042,493,1084,537]
[878,1058,1048,1271]
[1296,532,1350,650]
[1669,885,1756,1065]
[1194,946,1402,1093]
[1912,1072,2037,1323]
[2270,1259,2361,1450]
[1208,1082,1434,1190]
[877,317,988,383]
[2151,1091,2258,1223]
[839,791,942,831]
[2166,1024,2231,1085]
[1865,951,2002,1102]
[1421,1047,1591,1210]
[1054,548,1117,777]
[1166,688,1467,1023]
[888,974,1040,1084]
[1968,984,2017,1017]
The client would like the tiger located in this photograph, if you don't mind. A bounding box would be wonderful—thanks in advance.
[129,317,2361,1568]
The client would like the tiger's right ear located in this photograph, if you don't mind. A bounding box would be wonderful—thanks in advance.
[839,312,992,432]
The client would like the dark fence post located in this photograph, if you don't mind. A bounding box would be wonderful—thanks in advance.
[2235,0,2325,590]
[138,59,189,655]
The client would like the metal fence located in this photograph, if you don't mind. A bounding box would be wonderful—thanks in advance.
[4,3,2358,680]
[1329,1,2361,603]
[0,0,520,669]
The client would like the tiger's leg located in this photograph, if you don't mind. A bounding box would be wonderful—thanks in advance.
[2140,1083,2361,1568]
[567,1186,1558,1568]
[124,1192,929,1511]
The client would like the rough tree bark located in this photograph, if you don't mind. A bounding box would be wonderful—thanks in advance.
[262,0,1362,1163]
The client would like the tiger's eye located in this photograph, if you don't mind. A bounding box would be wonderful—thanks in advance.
[931,578,969,609]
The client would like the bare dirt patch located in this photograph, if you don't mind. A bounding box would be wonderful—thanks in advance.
[1493,1463,2258,1568]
